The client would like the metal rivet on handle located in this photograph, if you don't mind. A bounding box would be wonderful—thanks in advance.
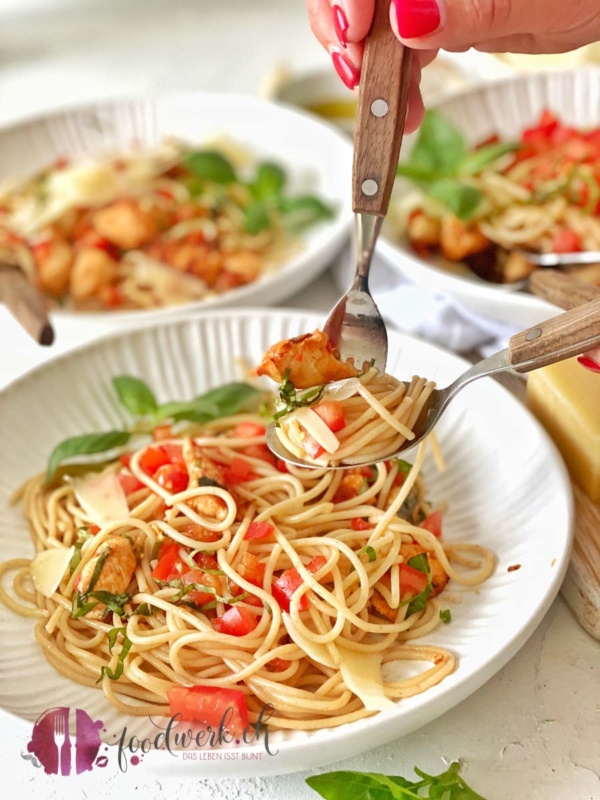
[371,99,389,118]
[362,179,378,197]
[526,328,542,341]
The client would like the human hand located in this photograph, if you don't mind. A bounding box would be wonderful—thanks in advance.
[308,0,600,131]
[578,348,600,373]
[307,0,437,133]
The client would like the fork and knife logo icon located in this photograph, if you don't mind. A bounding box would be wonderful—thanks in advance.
[52,711,72,776]
[24,706,105,775]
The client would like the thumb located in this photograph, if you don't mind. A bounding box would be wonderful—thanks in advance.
[389,0,600,51]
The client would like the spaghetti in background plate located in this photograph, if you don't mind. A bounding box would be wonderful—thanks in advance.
[0,310,573,777]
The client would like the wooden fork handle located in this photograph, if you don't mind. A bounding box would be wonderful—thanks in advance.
[509,296,600,372]
[353,0,412,216]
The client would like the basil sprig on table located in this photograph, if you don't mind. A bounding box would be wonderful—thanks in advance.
[396,110,518,221]
[183,149,334,234]
[306,761,487,800]
[45,376,263,483]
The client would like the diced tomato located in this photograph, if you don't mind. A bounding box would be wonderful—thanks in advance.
[236,553,265,588]
[232,422,266,439]
[193,552,219,571]
[241,444,276,466]
[88,525,100,536]
[152,424,174,442]
[140,447,171,476]
[119,453,132,469]
[117,471,145,495]
[213,606,258,637]
[224,457,256,483]
[182,523,220,543]
[551,228,581,254]
[155,463,189,494]
[272,568,307,612]
[156,188,174,201]
[276,459,289,473]
[352,517,373,531]
[32,240,52,262]
[167,685,249,736]
[312,401,346,433]
[151,542,183,581]
[84,233,121,260]
[266,657,291,672]
[54,156,70,170]
[271,557,324,613]
[160,443,184,464]
[181,569,221,606]
[300,430,324,460]
[244,521,275,541]
[307,556,327,573]
[399,563,429,596]
[420,510,442,538]
[106,285,123,307]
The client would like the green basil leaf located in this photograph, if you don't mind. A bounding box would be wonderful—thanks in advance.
[251,161,286,200]
[156,382,261,424]
[156,399,221,423]
[184,150,237,183]
[306,771,421,800]
[360,546,377,563]
[440,608,452,624]
[70,593,98,619]
[86,590,131,616]
[426,179,483,221]
[456,142,519,176]
[132,603,155,617]
[278,195,335,232]
[408,110,467,176]
[244,200,271,234]
[395,460,413,478]
[47,430,131,483]
[98,628,132,683]
[407,553,430,575]
[396,163,439,183]
[112,375,158,415]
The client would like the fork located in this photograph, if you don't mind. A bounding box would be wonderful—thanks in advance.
[323,0,412,374]
[53,713,67,776]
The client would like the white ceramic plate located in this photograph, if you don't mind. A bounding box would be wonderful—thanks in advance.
[378,69,600,326]
[0,309,573,777]
[0,94,352,327]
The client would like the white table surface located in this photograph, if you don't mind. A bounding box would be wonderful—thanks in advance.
[0,2,599,798]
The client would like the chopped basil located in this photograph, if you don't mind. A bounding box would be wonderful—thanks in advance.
[440,609,452,624]
[397,553,433,617]
[273,370,326,424]
[360,546,377,563]
[184,150,237,184]
[68,529,92,575]
[97,627,133,683]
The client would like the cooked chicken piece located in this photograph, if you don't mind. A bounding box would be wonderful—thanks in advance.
[407,211,441,248]
[69,247,117,301]
[185,447,229,521]
[369,544,449,623]
[35,239,74,296]
[160,242,222,286]
[224,252,262,283]
[439,215,490,262]
[75,536,137,619]
[93,200,158,250]
[256,330,359,389]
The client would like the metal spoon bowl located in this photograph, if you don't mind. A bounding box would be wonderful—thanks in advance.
[267,297,600,470]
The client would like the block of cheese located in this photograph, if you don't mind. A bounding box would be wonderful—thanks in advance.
[527,357,600,502]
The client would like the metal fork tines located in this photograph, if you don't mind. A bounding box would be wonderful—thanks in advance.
[53,713,67,775]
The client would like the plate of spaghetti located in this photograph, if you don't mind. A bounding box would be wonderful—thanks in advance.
[0,94,352,323]
[377,69,600,326]
[0,310,572,776]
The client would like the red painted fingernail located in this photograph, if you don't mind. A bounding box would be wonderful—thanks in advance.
[391,0,442,38]
[332,4,349,48]
[331,49,360,91]
[577,356,600,373]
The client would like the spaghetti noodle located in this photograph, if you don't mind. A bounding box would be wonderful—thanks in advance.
[0,381,494,732]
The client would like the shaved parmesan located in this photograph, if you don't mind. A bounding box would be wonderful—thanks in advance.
[47,162,120,208]
[282,612,340,669]
[323,377,361,402]
[73,471,129,526]
[337,645,396,712]
[30,546,75,598]
[295,407,340,454]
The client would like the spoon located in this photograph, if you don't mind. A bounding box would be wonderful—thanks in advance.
[322,0,412,374]
[267,296,600,469]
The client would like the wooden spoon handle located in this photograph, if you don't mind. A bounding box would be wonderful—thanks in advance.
[509,296,600,372]
[353,0,412,216]
[529,269,600,311]
[0,267,54,346]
